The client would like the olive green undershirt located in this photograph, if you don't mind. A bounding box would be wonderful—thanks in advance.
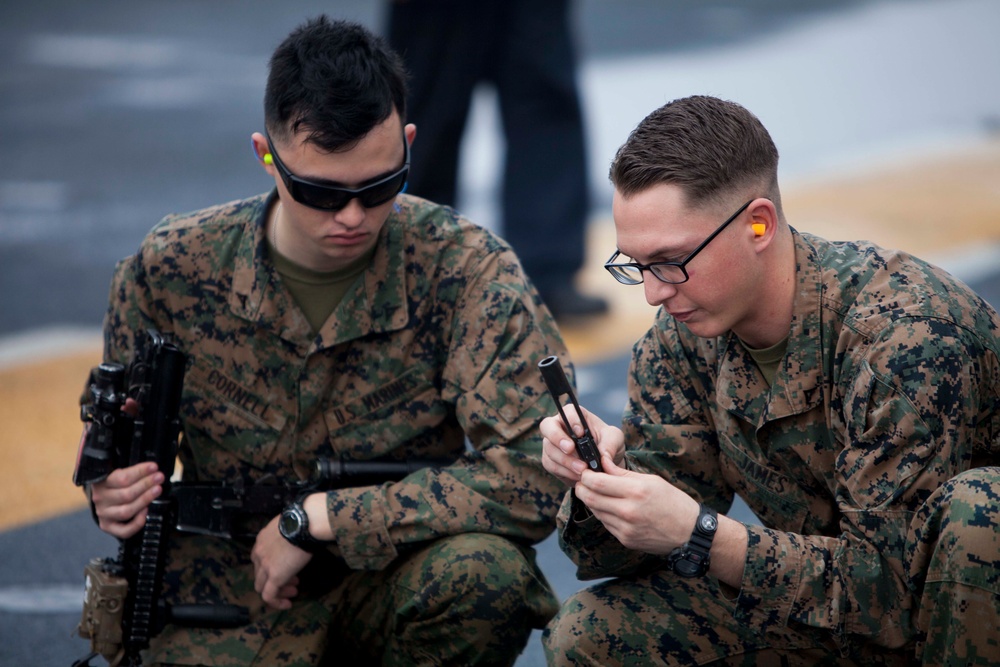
[743,336,789,386]
[268,241,374,334]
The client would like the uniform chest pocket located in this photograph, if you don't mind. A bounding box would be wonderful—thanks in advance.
[182,359,289,476]
[323,369,451,459]
[719,434,809,533]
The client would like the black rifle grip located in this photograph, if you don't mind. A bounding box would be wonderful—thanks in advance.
[538,356,603,472]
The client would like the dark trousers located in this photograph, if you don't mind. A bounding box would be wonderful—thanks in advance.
[387,0,590,291]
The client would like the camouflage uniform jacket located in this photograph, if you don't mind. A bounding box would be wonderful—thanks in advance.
[558,230,1000,647]
[104,191,569,572]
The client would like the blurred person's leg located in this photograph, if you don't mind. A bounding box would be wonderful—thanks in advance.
[386,0,498,208]
[495,0,607,318]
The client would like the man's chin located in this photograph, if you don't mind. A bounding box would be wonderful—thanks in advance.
[676,317,726,340]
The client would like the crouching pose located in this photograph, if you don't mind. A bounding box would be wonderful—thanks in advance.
[540,95,1000,666]
[85,16,571,666]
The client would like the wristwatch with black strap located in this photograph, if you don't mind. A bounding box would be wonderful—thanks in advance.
[667,503,718,578]
[278,496,327,551]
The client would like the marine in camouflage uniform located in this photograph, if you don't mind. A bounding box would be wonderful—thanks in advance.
[540,96,1000,666]
[87,16,569,667]
[101,189,568,665]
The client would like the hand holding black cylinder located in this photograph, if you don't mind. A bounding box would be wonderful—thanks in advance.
[538,355,604,472]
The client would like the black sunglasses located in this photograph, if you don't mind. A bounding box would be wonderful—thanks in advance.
[266,133,410,212]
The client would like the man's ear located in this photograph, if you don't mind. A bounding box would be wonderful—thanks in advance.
[747,198,778,244]
[250,132,272,166]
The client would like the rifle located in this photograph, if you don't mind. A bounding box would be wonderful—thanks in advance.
[72,330,247,667]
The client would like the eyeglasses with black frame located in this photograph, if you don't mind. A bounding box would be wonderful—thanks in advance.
[604,199,754,285]
[265,133,410,212]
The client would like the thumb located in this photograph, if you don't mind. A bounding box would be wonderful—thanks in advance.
[601,452,628,476]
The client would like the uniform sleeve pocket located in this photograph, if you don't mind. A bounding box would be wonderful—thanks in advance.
[839,360,933,507]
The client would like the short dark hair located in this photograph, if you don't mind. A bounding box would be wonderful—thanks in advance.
[264,16,408,151]
[610,96,780,210]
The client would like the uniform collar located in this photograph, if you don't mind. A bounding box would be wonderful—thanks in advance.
[717,229,826,424]
[229,191,410,351]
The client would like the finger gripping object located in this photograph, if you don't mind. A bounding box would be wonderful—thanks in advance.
[538,355,604,472]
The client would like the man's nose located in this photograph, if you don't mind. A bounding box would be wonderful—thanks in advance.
[334,197,366,227]
[642,274,678,307]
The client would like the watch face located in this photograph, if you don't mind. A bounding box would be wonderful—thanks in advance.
[674,558,701,577]
[673,549,709,578]
[279,508,303,538]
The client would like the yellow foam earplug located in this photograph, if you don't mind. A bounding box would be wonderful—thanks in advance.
[752,223,766,237]
[263,153,274,166]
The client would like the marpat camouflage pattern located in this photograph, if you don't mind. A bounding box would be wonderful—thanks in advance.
[546,230,1000,665]
[101,191,569,665]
